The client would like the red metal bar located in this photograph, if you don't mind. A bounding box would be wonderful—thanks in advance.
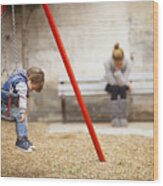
[42,4,105,162]
[1,5,6,15]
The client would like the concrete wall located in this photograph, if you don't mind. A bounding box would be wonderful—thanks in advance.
[1,2,154,122]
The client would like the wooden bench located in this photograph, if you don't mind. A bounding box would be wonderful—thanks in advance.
[58,72,153,122]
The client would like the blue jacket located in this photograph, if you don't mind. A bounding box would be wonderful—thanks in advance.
[1,69,29,107]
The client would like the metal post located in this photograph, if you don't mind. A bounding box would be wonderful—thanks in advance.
[21,5,29,69]
[1,5,6,15]
[61,95,67,123]
[42,4,105,162]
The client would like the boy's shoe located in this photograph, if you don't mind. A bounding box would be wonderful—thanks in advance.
[112,118,121,127]
[120,118,128,127]
[24,137,36,149]
[16,137,32,152]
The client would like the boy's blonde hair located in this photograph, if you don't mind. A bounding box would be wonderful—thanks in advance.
[112,43,124,61]
[27,67,45,92]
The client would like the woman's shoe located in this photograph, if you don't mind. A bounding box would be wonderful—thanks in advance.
[112,118,121,127]
[120,118,128,127]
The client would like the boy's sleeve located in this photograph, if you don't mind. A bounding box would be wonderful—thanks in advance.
[15,82,28,114]
[104,61,116,85]
[114,60,132,86]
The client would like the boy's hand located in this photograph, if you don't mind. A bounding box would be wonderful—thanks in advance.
[20,113,25,123]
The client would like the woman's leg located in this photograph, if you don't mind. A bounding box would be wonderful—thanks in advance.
[110,86,120,127]
[119,86,128,126]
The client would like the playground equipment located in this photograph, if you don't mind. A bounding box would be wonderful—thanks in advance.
[1,5,105,162]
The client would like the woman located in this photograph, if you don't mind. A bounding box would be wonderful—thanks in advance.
[104,43,131,127]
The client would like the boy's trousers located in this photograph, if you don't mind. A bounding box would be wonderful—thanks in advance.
[1,104,28,137]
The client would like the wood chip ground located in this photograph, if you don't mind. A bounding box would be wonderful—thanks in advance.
[1,122,153,180]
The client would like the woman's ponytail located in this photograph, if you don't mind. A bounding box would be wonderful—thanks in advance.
[112,43,124,60]
[114,43,120,50]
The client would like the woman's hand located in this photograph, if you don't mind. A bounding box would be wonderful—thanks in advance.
[127,82,132,92]
[115,66,121,71]
[20,113,26,123]
[115,60,123,71]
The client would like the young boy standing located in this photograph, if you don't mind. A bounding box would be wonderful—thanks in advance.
[1,67,45,152]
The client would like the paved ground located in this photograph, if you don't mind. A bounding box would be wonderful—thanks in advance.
[48,122,153,138]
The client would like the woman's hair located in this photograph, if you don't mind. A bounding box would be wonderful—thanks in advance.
[27,67,45,92]
[112,43,124,61]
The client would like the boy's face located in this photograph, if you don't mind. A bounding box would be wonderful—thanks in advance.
[31,84,41,92]
[28,80,41,92]
[27,80,32,91]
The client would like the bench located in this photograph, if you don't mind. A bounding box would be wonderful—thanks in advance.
[58,72,153,122]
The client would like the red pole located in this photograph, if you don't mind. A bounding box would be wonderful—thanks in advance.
[42,4,105,162]
[1,5,6,15]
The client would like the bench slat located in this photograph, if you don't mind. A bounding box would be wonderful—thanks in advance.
[58,89,153,96]
[59,72,153,83]
[59,81,153,91]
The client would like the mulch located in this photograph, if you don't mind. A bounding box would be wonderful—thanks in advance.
[1,121,153,180]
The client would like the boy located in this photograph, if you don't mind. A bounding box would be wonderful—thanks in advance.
[1,67,45,152]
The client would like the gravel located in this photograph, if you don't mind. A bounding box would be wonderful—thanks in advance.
[1,121,154,180]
